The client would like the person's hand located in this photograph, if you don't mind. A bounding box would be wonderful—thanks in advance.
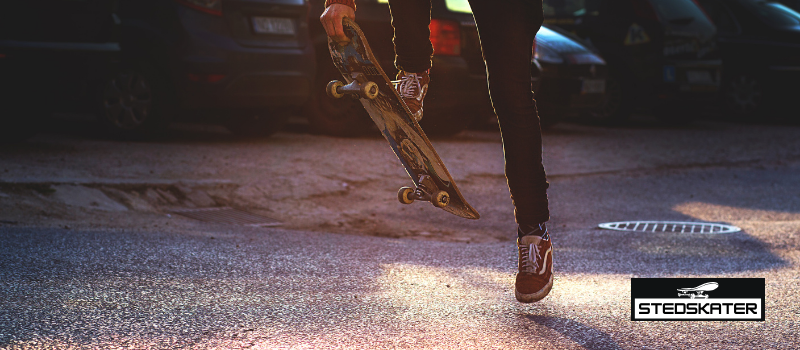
[320,4,355,44]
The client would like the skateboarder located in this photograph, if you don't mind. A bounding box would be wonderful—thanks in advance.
[321,0,552,303]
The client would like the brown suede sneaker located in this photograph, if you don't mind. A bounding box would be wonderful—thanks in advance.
[393,70,429,122]
[515,231,553,303]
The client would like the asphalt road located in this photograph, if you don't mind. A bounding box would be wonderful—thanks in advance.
[1,118,799,349]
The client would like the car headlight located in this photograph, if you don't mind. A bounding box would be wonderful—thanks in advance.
[534,44,564,64]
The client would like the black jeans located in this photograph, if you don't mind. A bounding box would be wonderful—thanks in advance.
[389,0,550,226]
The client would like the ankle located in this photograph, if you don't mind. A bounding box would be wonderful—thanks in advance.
[400,69,429,76]
[518,222,548,238]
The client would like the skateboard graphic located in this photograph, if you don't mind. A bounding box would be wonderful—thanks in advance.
[677,282,718,299]
[326,18,480,220]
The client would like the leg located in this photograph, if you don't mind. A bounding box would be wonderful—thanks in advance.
[469,0,549,227]
[470,0,552,304]
[387,0,433,73]
[387,0,433,121]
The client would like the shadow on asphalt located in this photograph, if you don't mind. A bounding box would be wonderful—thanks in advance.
[523,315,622,350]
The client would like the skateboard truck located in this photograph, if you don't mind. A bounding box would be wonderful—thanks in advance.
[397,175,450,208]
[327,73,379,100]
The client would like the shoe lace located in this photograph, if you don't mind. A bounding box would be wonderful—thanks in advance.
[519,243,540,273]
[393,73,424,100]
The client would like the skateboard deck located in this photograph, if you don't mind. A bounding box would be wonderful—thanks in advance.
[326,18,480,220]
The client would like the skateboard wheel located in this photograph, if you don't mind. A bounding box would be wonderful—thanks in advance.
[361,81,379,100]
[327,80,345,99]
[398,186,415,205]
[432,190,449,208]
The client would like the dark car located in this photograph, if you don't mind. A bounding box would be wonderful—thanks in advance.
[115,0,315,137]
[543,0,723,124]
[0,1,121,142]
[532,25,608,126]
[1,0,315,140]
[696,0,800,117]
[307,0,607,136]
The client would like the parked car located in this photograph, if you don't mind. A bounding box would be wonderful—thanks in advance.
[307,0,607,135]
[116,0,315,137]
[1,0,315,140]
[543,0,723,124]
[696,0,800,117]
[0,1,120,142]
[532,25,608,126]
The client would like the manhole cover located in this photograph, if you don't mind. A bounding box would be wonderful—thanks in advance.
[598,221,740,234]
[171,207,281,227]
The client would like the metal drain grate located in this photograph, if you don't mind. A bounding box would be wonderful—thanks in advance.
[598,221,740,234]
[171,207,281,227]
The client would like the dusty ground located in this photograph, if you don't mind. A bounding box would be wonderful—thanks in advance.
[2,116,799,245]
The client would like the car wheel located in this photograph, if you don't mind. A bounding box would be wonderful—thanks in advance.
[100,62,173,139]
[722,72,764,118]
[224,109,290,137]
[588,72,631,125]
[305,58,374,137]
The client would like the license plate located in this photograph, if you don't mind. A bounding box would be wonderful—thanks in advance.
[581,79,606,94]
[686,70,714,85]
[251,17,295,35]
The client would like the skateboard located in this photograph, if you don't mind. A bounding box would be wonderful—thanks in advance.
[326,18,480,220]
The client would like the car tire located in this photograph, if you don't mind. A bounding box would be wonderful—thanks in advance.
[224,108,290,137]
[722,71,764,118]
[306,56,375,137]
[100,61,174,139]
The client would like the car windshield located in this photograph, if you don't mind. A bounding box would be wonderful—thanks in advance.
[445,0,472,13]
[543,0,600,17]
[741,0,800,26]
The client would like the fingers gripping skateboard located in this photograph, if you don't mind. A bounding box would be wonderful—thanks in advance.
[397,186,450,208]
